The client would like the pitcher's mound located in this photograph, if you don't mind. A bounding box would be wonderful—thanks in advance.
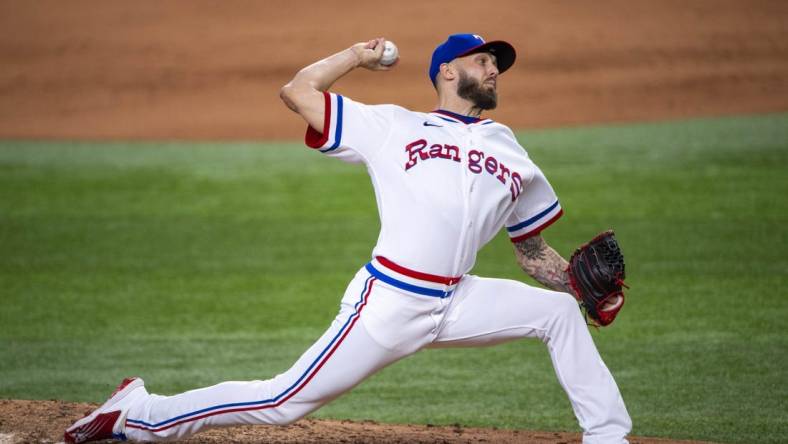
[0,399,718,444]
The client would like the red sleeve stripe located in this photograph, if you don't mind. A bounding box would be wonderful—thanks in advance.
[509,209,564,243]
[304,91,332,149]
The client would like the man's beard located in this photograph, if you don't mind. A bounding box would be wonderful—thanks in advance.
[456,69,498,110]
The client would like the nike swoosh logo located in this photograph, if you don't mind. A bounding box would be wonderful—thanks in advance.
[423,122,443,127]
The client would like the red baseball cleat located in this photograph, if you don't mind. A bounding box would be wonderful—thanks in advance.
[64,377,147,443]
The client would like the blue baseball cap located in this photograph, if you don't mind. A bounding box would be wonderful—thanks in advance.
[429,33,516,85]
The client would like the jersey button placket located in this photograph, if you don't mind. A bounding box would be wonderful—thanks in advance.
[449,130,471,279]
[463,130,476,268]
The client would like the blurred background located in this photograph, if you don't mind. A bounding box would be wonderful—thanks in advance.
[1,0,786,140]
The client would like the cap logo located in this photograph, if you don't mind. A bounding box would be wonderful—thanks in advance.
[473,34,485,43]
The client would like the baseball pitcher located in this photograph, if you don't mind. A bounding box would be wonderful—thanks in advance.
[66,34,631,444]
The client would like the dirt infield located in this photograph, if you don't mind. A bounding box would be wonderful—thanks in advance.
[0,0,786,141]
[0,399,719,444]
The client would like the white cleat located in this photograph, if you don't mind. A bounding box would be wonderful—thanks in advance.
[64,377,147,443]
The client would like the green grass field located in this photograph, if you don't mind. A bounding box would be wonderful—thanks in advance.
[1,113,786,443]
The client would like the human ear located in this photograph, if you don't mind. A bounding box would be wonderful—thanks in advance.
[440,63,457,81]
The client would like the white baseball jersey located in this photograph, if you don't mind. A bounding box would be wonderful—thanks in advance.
[306,92,563,290]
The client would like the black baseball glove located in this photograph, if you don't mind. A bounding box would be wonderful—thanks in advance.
[567,230,628,326]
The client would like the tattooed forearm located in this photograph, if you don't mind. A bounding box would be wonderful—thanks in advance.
[514,236,546,261]
[513,236,575,296]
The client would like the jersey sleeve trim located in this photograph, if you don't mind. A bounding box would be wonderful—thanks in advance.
[507,200,563,242]
[304,92,344,152]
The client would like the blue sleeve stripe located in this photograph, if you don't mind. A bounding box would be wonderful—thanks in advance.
[322,95,344,153]
[506,200,560,232]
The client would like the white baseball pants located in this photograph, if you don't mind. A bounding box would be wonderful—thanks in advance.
[123,265,631,443]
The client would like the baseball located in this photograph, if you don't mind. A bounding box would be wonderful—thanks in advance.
[380,40,398,66]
